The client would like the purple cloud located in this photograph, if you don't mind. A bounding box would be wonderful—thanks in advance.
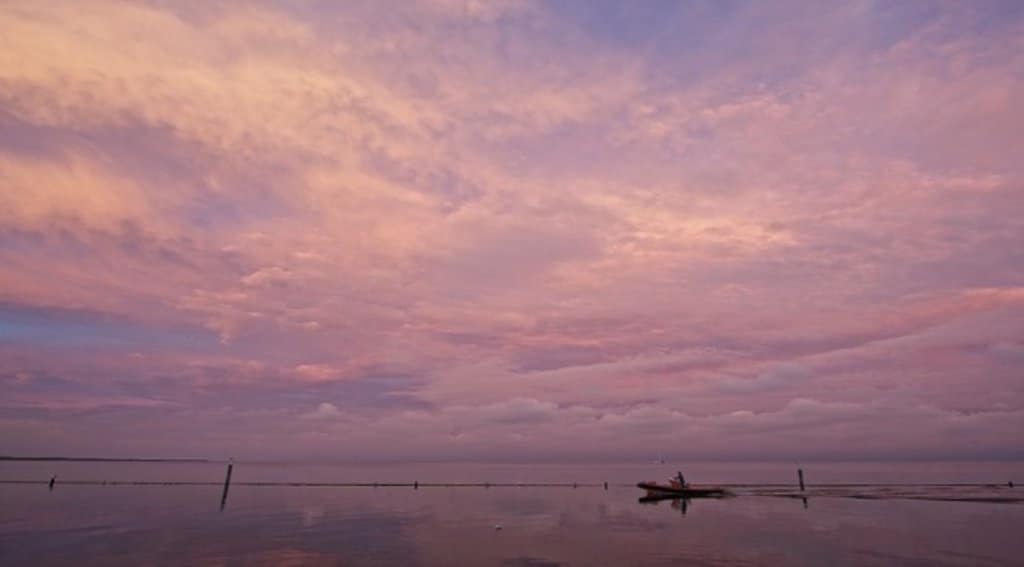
[0,0,1022,460]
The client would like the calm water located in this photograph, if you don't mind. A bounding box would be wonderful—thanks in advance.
[2,461,1023,566]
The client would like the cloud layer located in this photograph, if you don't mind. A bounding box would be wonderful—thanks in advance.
[1,1,1023,461]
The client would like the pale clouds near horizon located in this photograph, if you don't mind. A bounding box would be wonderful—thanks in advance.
[1,0,1023,460]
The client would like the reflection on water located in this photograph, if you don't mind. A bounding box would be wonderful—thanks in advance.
[638,494,689,515]
[1,462,1023,566]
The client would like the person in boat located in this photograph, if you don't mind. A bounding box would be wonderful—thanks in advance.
[672,471,687,489]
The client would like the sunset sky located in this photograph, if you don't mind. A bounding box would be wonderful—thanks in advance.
[1,1,1022,461]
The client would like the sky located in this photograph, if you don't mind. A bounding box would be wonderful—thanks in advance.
[1,0,1023,462]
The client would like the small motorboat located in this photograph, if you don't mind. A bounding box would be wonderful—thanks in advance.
[637,479,731,498]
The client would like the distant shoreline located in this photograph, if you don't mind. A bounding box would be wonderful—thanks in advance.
[0,456,211,463]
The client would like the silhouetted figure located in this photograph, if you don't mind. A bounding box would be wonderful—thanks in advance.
[676,471,687,487]
[48,475,56,491]
[1010,481,1015,488]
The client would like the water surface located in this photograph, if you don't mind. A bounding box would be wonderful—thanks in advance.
[2,461,1022,566]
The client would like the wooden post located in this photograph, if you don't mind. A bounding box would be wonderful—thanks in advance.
[220,463,233,511]
[797,468,805,492]
[603,482,608,490]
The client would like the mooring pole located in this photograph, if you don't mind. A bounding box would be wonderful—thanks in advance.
[797,468,805,492]
[220,462,234,511]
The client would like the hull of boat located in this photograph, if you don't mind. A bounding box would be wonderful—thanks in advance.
[637,482,731,498]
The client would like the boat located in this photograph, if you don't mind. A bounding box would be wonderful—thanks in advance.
[637,480,731,498]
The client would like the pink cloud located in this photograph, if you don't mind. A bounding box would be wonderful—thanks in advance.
[1,1,1022,460]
